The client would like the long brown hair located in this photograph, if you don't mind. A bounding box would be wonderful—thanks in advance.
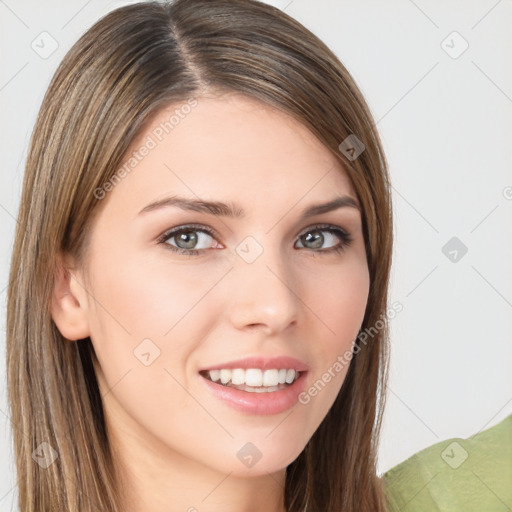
[6,1,393,510]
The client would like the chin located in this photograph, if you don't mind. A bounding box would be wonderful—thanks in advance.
[211,440,306,477]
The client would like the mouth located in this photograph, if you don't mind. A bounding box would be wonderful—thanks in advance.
[199,368,303,393]
[199,364,309,415]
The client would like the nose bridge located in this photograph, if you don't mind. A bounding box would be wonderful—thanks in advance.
[226,235,299,331]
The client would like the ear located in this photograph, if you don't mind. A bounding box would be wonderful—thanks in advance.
[51,252,91,341]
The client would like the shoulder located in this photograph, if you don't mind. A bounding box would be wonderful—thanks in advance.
[382,414,512,512]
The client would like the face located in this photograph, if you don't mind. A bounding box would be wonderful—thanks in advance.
[76,93,369,478]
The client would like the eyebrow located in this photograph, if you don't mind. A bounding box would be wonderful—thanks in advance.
[138,194,360,218]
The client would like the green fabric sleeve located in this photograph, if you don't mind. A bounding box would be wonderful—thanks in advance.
[382,414,512,512]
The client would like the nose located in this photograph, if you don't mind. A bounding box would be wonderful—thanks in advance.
[225,246,300,335]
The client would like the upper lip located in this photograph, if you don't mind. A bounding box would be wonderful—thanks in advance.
[199,356,309,372]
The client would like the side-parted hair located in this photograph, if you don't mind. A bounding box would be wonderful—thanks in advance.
[6,1,393,510]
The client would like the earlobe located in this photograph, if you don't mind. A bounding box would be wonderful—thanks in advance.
[50,252,91,341]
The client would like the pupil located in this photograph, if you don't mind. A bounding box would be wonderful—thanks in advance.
[304,231,323,249]
[177,231,197,249]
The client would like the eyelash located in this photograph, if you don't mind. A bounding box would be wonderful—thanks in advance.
[156,223,354,257]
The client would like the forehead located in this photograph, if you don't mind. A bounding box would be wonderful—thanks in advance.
[105,93,357,215]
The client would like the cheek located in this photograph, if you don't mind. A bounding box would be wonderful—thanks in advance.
[85,253,216,442]
[300,258,368,401]
[308,258,369,346]
[289,257,368,400]
[84,247,229,401]
[88,249,221,341]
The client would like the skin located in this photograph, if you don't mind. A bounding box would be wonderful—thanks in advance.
[51,93,370,512]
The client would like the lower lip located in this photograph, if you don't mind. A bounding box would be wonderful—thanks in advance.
[199,372,308,415]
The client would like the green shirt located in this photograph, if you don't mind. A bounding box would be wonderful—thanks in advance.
[383,414,512,512]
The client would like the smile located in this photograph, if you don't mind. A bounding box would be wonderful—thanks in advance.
[199,368,308,415]
[200,368,301,392]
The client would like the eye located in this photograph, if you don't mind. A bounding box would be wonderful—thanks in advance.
[295,224,353,254]
[157,224,220,256]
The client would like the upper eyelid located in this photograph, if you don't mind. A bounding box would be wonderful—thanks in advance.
[158,223,216,240]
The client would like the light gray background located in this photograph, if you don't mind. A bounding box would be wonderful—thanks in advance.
[1,0,511,508]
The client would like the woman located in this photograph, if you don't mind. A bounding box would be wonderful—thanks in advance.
[6,0,393,510]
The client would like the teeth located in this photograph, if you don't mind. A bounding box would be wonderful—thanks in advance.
[220,369,231,384]
[204,368,300,388]
[231,368,246,385]
[285,369,296,384]
[209,369,220,382]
